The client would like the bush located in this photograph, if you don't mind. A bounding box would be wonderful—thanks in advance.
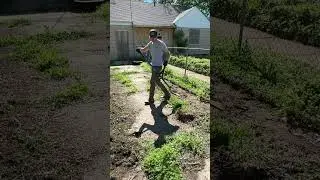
[169,55,210,76]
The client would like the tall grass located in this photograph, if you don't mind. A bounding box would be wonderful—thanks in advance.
[211,37,320,132]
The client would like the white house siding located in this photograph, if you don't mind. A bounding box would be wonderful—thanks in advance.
[176,27,210,55]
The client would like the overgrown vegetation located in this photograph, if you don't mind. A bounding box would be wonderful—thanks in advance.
[153,86,189,113]
[111,71,139,94]
[140,62,209,100]
[168,95,189,113]
[173,29,188,54]
[0,18,31,28]
[211,37,320,132]
[51,83,88,108]
[0,30,92,48]
[169,55,210,76]
[142,132,204,180]
[95,3,110,23]
[1,30,92,79]
[211,0,320,46]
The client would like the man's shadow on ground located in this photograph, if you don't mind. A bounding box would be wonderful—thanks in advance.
[133,100,179,148]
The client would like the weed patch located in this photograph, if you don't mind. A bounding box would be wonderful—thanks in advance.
[51,83,88,108]
[142,132,204,180]
[1,30,92,79]
[143,145,182,180]
[168,95,189,113]
[111,71,139,94]
[0,30,93,47]
[9,41,70,79]
[28,30,93,44]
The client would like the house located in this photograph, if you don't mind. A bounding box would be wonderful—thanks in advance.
[110,0,210,64]
[173,6,210,55]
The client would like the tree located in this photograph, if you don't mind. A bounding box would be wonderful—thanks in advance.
[174,0,209,17]
[157,0,209,17]
[174,29,188,54]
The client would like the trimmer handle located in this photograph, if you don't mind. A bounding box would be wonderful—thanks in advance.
[136,48,143,55]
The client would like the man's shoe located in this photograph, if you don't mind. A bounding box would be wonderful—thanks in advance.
[145,99,154,105]
[163,94,171,100]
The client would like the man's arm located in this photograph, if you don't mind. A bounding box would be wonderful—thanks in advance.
[140,41,151,53]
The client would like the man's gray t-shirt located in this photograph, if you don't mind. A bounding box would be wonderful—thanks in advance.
[146,39,168,66]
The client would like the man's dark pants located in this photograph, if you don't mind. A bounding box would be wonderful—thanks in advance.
[149,66,170,102]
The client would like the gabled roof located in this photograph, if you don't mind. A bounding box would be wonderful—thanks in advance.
[110,0,180,27]
[173,6,210,29]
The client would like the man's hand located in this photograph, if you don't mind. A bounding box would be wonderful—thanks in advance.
[140,43,150,53]
[162,50,170,66]
[163,60,168,66]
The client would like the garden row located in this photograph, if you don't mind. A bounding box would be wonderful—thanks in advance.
[168,38,320,133]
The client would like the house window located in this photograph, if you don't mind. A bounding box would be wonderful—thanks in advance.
[189,29,200,45]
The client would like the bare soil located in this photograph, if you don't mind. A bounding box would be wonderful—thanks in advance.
[0,11,108,179]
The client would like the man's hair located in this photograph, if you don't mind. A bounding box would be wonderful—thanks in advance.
[149,29,158,38]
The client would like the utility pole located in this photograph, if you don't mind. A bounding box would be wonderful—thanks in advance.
[238,0,247,54]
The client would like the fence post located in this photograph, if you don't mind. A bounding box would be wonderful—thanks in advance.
[185,50,188,77]
[238,0,247,54]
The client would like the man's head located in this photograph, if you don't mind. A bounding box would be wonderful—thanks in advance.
[149,29,158,42]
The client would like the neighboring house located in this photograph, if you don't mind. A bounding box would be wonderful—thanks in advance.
[173,6,210,55]
[110,0,210,63]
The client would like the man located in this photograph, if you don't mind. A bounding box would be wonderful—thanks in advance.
[140,29,171,104]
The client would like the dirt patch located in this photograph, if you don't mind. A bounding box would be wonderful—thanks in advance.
[177,112,196,123]
[0,11,108,178]
[110,80,141,179]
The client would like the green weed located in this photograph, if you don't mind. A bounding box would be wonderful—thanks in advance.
[143,131,205,180]
[111,71,139,94]
[0,30,92,47]
[166,132,204,155]
[29,30,93,44]
[2,30,92,79]
[143,145,182,180]
[52,83,88,108]
[9,41,70,79]
[168,95,189,113]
